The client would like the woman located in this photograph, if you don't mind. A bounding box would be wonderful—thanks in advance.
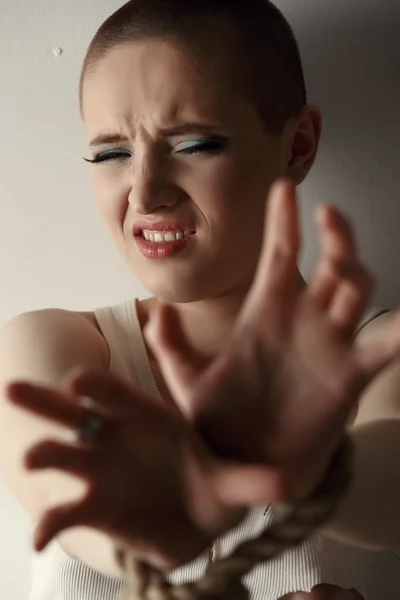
[1,1,400,599]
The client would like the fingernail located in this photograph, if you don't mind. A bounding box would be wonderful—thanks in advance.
[78,396,97,409]
[5,382,26,399]
[33,530,46,552]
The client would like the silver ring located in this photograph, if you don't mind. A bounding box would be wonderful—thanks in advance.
[77,412,105,443]
[76,396,105,443]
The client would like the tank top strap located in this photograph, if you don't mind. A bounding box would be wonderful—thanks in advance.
[353,306,389,340]
[93,298,160,399]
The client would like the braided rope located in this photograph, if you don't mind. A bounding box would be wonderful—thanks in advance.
[116,437,353,600]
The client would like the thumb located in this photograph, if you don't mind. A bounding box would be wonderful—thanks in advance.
[211,459,286,509]
[144,303,207,420]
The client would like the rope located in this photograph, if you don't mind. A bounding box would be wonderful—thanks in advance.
[116,437,353,600]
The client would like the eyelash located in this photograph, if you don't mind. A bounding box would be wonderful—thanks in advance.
[83,139,226,165]
[83,150,130,165]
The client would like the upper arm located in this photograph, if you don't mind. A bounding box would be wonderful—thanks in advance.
[0,310,129,576]
[0,309,108,518]
[353,311,400,427]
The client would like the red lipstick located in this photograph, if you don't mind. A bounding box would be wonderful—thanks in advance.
[133,221,196,260]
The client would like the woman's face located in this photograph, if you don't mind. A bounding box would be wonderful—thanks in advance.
[82,38,293,303]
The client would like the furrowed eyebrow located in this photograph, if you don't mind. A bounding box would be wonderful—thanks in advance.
[161,123,223,137]
[89,134,129,147]
[89,123,223,147]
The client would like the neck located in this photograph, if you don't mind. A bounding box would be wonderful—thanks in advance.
[172,285,250,361]
[140,269,305,363]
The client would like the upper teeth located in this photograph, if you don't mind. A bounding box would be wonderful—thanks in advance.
[142,230,192,243]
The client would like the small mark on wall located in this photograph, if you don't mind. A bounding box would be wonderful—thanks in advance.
[53,47,63,57]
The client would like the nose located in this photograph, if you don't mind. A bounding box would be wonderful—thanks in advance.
[128,148,180,215]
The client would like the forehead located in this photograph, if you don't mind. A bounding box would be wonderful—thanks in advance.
[82,38,247,137]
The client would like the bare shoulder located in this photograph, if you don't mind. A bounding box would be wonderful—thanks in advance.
[75,309,104,333]
[0,308,109,381]
[354,310,394,348]
[353,310,400,426]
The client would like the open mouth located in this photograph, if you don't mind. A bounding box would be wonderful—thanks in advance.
[139,229,195,243]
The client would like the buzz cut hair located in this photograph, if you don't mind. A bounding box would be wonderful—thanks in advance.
[80,0,307,134]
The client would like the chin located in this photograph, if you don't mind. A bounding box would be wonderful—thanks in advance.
[141,281,205,304]
[135,269,227,305]
[127,249,243,304]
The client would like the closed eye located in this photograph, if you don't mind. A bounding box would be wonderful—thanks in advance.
[174,138,228,156]
[83,149,132,165]
[84,137,228,164]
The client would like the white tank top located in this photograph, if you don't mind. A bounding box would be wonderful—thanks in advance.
[28,300,400,600]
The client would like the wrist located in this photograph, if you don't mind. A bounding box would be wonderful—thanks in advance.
[284,438,354,506]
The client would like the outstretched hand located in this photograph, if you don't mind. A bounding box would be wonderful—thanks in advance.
[6,370,282,569]
[145,178,400,499]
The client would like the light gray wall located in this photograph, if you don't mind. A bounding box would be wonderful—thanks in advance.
[0,1,399,597]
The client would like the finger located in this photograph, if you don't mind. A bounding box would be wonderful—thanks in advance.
[244,179,301,318]
[317,204,356,260]
[33,501,91,551]
[69,370,143,416]
[356,309,400,378]
[257,178,300,294]
[308,205,356,308]
[25,441,95,478]
[183,456,286,534]
[329,263,374,334]
[144,303,205,420]
[6,382,87,429]
[211,460,286,508]
[308,258,343,311]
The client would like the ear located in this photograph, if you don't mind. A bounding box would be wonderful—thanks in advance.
[284,104,322,184]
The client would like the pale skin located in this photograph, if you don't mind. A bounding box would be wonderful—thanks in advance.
[3,37,400,599]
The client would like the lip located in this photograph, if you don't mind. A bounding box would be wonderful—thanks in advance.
[134,231,196,260]
[133,220,196,236]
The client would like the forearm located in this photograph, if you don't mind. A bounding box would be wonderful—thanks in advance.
[322,418,400,549]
